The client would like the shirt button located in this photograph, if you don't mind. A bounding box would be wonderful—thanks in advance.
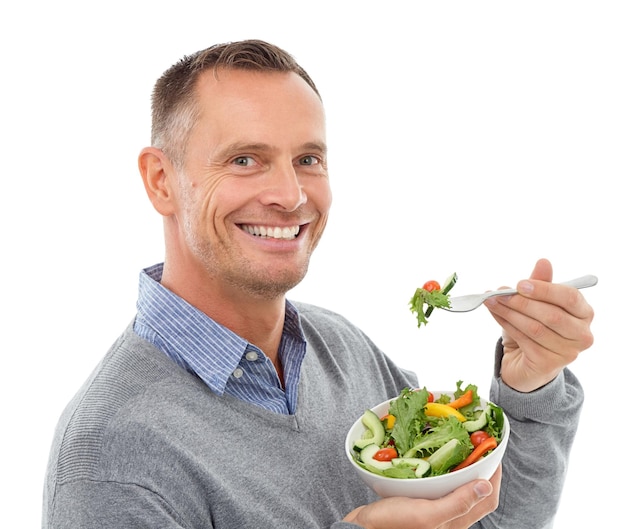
[245,351,259,362]
[232,368,244,379]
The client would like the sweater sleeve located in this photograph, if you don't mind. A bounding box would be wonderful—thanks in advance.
[47,480,190,529]
[476,340,584,529]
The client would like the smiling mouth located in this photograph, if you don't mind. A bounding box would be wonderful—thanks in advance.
[239,224,301,240]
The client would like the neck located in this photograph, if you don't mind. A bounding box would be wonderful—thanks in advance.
[160,264,287,368]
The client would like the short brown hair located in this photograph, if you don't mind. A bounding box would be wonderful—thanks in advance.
[150,39,320,167]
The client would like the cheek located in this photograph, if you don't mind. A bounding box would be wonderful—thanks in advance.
[308,181,332,241]
[310,179,333,215]
[194,173,239,224]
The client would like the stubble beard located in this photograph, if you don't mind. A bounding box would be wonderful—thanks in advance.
[185,222,311,301]
[178,177,315,300]
[225,256,309,299]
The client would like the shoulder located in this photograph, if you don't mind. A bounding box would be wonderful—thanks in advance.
[48,325,184,484]
[292,300,418,393]
[292,301,381,352]
[292,301,363,334]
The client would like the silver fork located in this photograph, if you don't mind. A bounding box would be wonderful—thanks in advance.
[444,274,598,312]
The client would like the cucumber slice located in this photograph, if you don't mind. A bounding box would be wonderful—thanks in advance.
[441,272,458,294]
[413,458,431,478]
[391,457,423,468]
[427,438,467,475]
[391,457,432,478]
[359,444,393,471]
[353,409,385,449]
[463,409,488,432]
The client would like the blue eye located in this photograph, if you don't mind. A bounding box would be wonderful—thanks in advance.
[299,155,319,166]
[232,156,256,166]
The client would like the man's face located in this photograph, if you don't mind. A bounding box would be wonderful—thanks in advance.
[170,69,331,299]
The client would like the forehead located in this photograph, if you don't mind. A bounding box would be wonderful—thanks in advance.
[195,66,320,97]
[192,69,325,128]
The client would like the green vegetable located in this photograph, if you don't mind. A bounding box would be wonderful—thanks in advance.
[351,381,504,480]
[425,272,458,317]
[441,273,458,295]
[353,409,386,449]
[404,417,471,458]
[485,403,505,442]
[409,273,457,327]
[428,438,473,475]
[463,409,488,432]
[388,388,429,455]
[359,444,393,471]
[437,393,452,405]
[382,458,431,479]
[382,465,419,479]
[409,289,450,327]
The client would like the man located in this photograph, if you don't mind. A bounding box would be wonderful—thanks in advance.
[43,40,594,528]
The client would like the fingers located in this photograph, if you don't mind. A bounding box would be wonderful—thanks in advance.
[517,278,594,321]
[529,258,553,283]
[489,279,594,350]
[486,261,595,392]
[431,469,501,524]
[487,297,593,372]
[485,256,594,349]
[343,469,501,529]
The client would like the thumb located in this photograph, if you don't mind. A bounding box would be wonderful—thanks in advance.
[431,479,494,521]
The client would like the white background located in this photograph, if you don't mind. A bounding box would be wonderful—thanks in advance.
[2,1,623,527]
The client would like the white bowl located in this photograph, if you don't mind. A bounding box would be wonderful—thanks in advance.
[345,391,510,499]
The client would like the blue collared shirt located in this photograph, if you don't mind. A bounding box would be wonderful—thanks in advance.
[133,263,307,415]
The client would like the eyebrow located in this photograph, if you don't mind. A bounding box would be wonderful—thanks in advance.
[302,141,328,155]
[217,141,328,160]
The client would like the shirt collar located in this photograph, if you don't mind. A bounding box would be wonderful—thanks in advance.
[136,263,306,396]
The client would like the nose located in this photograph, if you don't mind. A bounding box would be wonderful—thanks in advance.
[259,162,308,211]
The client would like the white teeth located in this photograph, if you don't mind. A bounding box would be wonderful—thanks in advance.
[241,224,300,240]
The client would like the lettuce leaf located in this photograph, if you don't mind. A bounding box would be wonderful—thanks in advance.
[409,288,451,327]
[405,417,471,458]
[388,388,428,456]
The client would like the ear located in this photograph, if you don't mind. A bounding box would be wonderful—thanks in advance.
[138,147,177,216]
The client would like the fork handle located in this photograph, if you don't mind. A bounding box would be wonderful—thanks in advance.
[559,275,598,290]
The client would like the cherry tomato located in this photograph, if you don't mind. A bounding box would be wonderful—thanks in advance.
[373,447,398,461]
[422,280,441,292]
[470,430,491,448]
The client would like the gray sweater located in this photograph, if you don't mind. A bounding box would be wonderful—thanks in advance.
[43,302,582,528]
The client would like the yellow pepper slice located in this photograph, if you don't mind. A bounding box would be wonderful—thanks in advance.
[425,402,467,422]
[382,414,396,429]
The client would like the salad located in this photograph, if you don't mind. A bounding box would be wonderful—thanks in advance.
[409,273,457,327]
[351,382,505,479]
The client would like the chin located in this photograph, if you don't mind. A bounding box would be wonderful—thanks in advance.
[242,269,308,299]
